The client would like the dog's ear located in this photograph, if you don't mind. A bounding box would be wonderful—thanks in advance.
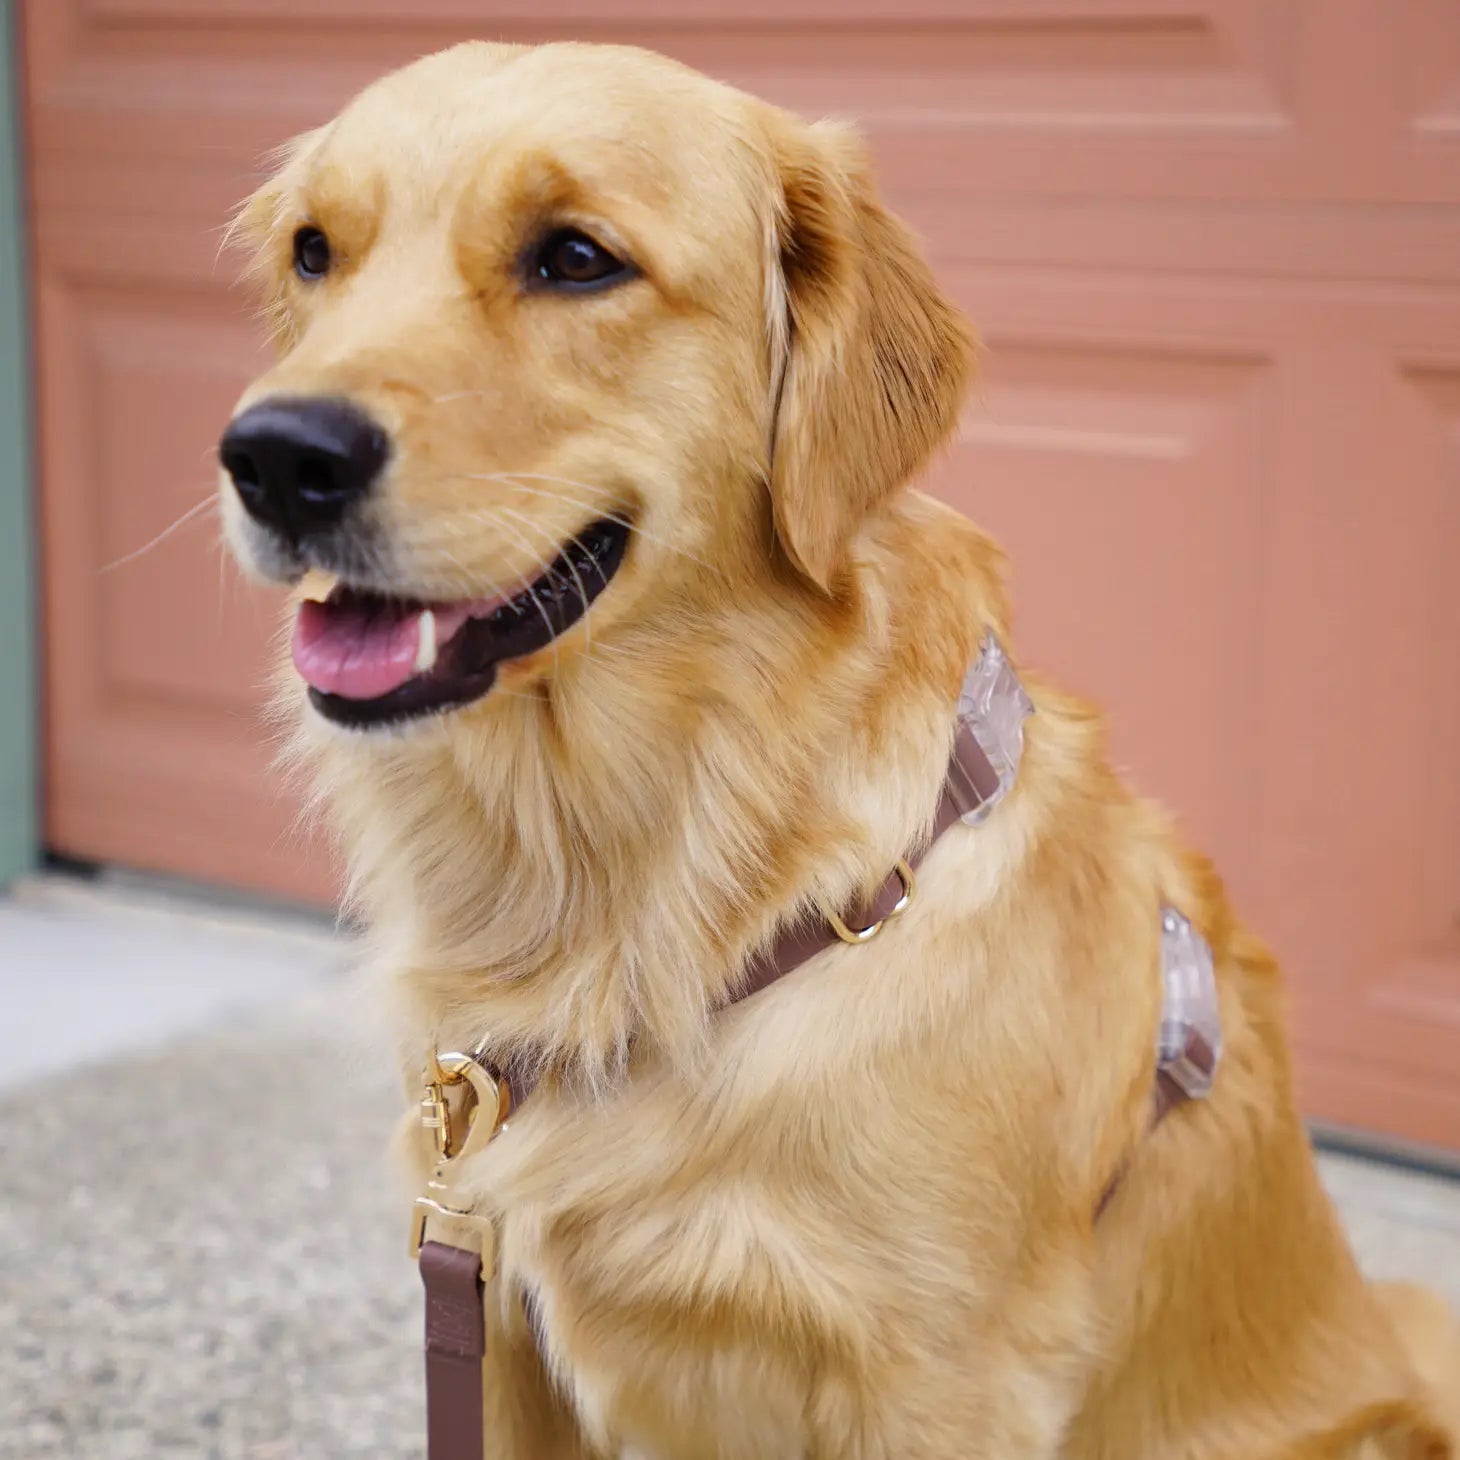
[764,119,974,592]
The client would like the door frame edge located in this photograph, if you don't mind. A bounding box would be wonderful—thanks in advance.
[0,0,38,888]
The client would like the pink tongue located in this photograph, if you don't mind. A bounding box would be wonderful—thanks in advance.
[293,598,474,700]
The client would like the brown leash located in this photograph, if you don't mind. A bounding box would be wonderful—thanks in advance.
[420,1243,488,1460]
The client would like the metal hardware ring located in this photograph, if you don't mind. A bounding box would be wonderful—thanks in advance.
[823,858,916,945]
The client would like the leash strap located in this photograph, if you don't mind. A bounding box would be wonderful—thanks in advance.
[421,1242,488,1460]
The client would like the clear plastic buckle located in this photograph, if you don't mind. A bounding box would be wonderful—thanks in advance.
[1156,907,1222,1100]
[955,632,1034,826]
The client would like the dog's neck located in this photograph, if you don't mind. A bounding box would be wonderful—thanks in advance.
[302,495,1006,1090]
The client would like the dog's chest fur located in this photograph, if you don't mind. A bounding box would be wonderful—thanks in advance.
[452,798,1152,1458]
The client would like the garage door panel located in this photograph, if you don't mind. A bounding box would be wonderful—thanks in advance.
[1301,1044,1460,1152]
[1405,0,1460,139]
[911,195,1460,287]
[1343,363,1460,1080]
[70,0,1288,30]
[36,1,1457,204]
[1248,341,1460,1113]
[1383,364,1460,944]
[681,5,1296,141]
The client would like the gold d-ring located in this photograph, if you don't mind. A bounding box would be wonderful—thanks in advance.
[823,859,916,945]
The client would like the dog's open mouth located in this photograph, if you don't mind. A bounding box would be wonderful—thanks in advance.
[293,517,630,727]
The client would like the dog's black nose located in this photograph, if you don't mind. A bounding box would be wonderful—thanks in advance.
[220,397,388,539]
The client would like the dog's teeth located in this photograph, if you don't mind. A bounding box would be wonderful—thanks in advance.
[414,609,438,673]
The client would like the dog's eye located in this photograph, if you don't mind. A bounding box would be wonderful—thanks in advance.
[292,226,332,282]
[532,229,629,290]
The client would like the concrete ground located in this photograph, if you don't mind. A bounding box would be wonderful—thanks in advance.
[2,873,1458,1459]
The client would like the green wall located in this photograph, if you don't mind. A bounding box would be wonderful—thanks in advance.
[0,0,36,885]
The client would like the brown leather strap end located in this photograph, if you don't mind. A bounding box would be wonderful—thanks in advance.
[421,1241,486,1459]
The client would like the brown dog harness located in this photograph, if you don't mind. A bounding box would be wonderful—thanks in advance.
[409,635,1221,1459]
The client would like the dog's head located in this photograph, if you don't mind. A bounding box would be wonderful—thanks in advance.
[220,42,971,731]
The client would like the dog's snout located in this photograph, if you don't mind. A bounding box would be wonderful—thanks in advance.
[220,396,388,539]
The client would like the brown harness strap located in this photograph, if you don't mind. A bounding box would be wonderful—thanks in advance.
[1093,1069,1191,1221]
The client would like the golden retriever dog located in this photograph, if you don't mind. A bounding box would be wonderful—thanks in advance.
[218,40,1460,1460]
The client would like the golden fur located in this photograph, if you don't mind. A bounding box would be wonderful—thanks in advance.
[221,41,1460,1460]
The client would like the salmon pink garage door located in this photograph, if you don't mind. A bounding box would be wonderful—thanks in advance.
[22,1,1460,1147]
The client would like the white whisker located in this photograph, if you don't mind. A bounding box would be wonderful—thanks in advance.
[483,509,563,681]
[102,496,218,574]
[430,389,492,406]
[461,472,722,577]
[398,475,709,574]
[497,504,595,663]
